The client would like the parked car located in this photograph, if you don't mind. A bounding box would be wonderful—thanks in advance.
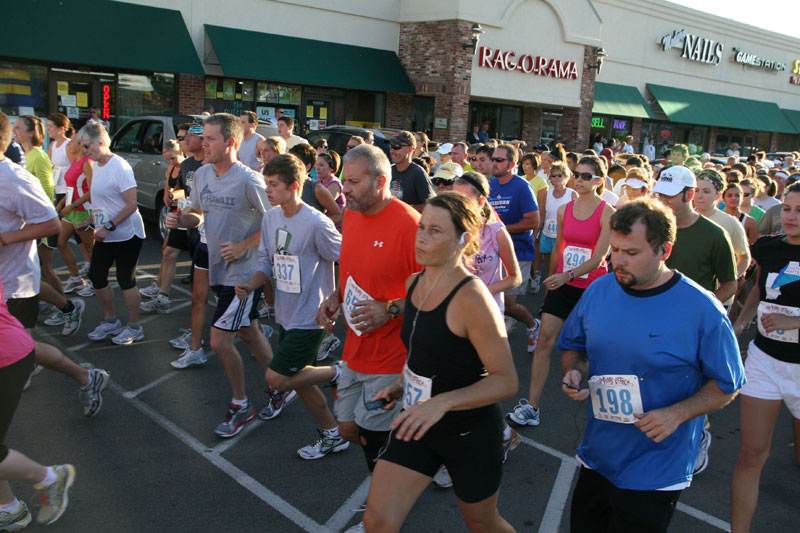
[110,114,278,238]
[304,125,400,159]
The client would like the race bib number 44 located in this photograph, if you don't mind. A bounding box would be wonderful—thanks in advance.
[403,364,432,410]
[563,245,591,279]
[543,218,558,238]
[343,276,373,336]
[757,301,800,343]
[273,254,301,293]
[588,374,643,424]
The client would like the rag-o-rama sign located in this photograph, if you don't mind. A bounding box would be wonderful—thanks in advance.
[477,46,579,80]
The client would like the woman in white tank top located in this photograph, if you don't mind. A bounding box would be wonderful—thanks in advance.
[47,112,74,197]
[537,161,576,276]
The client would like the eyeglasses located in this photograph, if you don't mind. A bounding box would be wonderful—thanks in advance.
[346,144,358,150]
[575,172,600,181]
[390,143,410,151]
[176,135,186,141]
[550,173,565,178]
[491,157,510,163]
[319,144,328,149]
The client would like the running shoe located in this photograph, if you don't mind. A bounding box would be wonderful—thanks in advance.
[139,294,171,314]
[503,426,521,463]
[78,262,90,277]
[87,318,123,341]
[297,430,350,460]
[693,429,712,475]
[0,500,31,531]
[61,299,85,337]
[527,318,541,353]
[504,316,515,333]
[316,334,341,361]
[23,364,44,392]
[62,276,85,294]
[257,299,271,319]
[169,328,196,350]
[138,281,161,299]
[80,368,110,417]
[76,281,95,297]
[507,399,540,426]
[261,324,274,339]
[111,324,144,345]
[258,389,297,420]
[432,465,453,488]
[214,401,257,438]
[170,347,207,369]
[33,464,75,525]
[43,310,65,327]
[530,271,542,293]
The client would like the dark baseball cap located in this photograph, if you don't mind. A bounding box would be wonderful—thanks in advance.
[388,131,416,148]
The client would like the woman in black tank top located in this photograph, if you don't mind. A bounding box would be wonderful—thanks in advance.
[363,192,517,532]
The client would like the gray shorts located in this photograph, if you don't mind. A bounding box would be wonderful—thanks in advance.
[334,361,401,431]
[506,260,531,296]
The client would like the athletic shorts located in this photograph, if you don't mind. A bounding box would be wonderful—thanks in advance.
[541,283,585,321]
[377,410,505,503]
[64,209,90,227]
[211,285,262,332]
[741,341,800,418]
[166,229,190,251]
[506,260,531,296]
[570,467,681,533]
[0,351,35,463]
[538,235,556,255]
[270,327,327,377]
[334,361,400,431]
[193,242,209,270]
[88,236,143,291]
[7,295,39,329]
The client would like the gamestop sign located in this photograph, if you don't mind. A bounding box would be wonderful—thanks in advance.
[477,46,579,80]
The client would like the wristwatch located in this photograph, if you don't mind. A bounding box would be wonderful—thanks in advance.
[385,299,401,319]
[568,269,575,281]
[103,220,117,231]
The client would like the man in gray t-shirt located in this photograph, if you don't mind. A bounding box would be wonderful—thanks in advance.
[167,113,273,439]
[236,154,349,459]
[238,111,264,170]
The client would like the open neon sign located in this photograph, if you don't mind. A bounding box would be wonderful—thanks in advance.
[102,84,111,120]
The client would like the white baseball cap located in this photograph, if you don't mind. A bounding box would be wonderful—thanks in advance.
[437,143,453,155]
[652,165,696,196]
[624,177,648,189]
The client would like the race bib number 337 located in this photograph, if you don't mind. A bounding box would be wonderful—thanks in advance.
[588,374,643,424]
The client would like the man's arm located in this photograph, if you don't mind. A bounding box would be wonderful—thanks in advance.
[0,218,60,245]
[505,210,539,233]
[714,280,738,303]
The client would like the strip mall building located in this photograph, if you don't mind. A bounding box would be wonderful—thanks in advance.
[3,0,799,156]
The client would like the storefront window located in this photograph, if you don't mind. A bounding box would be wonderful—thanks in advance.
[541,112,562,146]
[117,73,175,125]
[412,96,434,137]
[205,77,300,122]
[468,102,522,140]
[344,91,384,129]
[0,61,48,118]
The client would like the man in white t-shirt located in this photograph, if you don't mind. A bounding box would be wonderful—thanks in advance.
[277,116,307,150]
[238,111,264,170]
[622,135,635,154]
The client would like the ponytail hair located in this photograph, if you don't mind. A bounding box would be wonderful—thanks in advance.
[47,112,74,138]
[578,154,606,195]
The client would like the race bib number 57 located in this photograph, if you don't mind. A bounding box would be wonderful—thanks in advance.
[403,364,432,410]
[588,375,643,424]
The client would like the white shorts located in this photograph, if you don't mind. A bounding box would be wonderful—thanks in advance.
[741,341,800,418]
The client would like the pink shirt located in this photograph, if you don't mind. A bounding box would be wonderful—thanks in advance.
[472,220,505,313]
[0,274,35,368]
[557,200,608,289]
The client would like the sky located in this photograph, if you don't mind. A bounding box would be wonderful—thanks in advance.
[666,0,800,39]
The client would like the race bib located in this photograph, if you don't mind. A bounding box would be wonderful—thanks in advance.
[588,375,643,424]
[65,187,74,206]
[92,207,107,228]
[274,254,301,294]
[757,301,800,343]
[543,218,558,238]
[177,197,192,210]
[563,245,591,279]
[343,276,373,336]
[402,364,432,410]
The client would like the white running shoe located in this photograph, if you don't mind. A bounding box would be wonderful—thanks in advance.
[80,368,110,417]
[316,334,341,361]
[139,294,171,314]
[78,262,90,277]
[111,324,144,345]
[61,299,85,337]
[504,316,516,333]
[138,281,161,299]
[530,271,542,293]
[527,318,541,353]
[76,281,95,297]
[44,310,65,326]
[170,348,208,369]
[169,329,192,350]
[62,276,85,294]
[87,318,123,341]
[297,431,350,460]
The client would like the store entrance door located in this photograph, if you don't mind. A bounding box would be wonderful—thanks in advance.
[302,96,331,135]
[48,71,115,132]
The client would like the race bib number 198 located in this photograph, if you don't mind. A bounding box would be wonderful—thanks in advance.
[588,374,643,424]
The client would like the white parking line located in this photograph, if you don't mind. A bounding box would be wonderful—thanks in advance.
[123,372,178,399]
[676,503,730,531]
[325,475,371,532]
[538,460,577,533]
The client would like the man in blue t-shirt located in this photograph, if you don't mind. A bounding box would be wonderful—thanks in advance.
[488,144,541,351]
[558,199,745,533]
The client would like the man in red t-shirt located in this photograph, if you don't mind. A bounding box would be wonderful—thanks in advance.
[317,144,420,471]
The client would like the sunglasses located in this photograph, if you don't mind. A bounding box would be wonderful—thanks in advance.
[575,172,600,181]
[390,143,410,151]
[346,145,357,150]
[176,135,186,141]
[550,173,565,178]
[467,156,477,162]
[491,157,510,163]
[743,192,753,197]
[432,177,454,186]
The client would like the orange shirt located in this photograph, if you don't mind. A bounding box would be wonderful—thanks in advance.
[340,197,420,374]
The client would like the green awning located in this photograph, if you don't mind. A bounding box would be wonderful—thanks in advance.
[2,0,204,74]
[782,109,800,133]
[647,84,797,134]
[592,82,655,119]
[205,25,415,94]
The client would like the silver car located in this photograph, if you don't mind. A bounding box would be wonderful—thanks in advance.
[110,114,278,238]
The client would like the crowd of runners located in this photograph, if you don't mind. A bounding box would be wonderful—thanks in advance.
[0,109,798,532]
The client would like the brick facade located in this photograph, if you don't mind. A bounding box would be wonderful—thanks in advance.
[708,126,718,154]
[521,106,543,149]
[397,20,474,142]
[177,73,204,115]
[560,46,597,152]
[385,93,414,131]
